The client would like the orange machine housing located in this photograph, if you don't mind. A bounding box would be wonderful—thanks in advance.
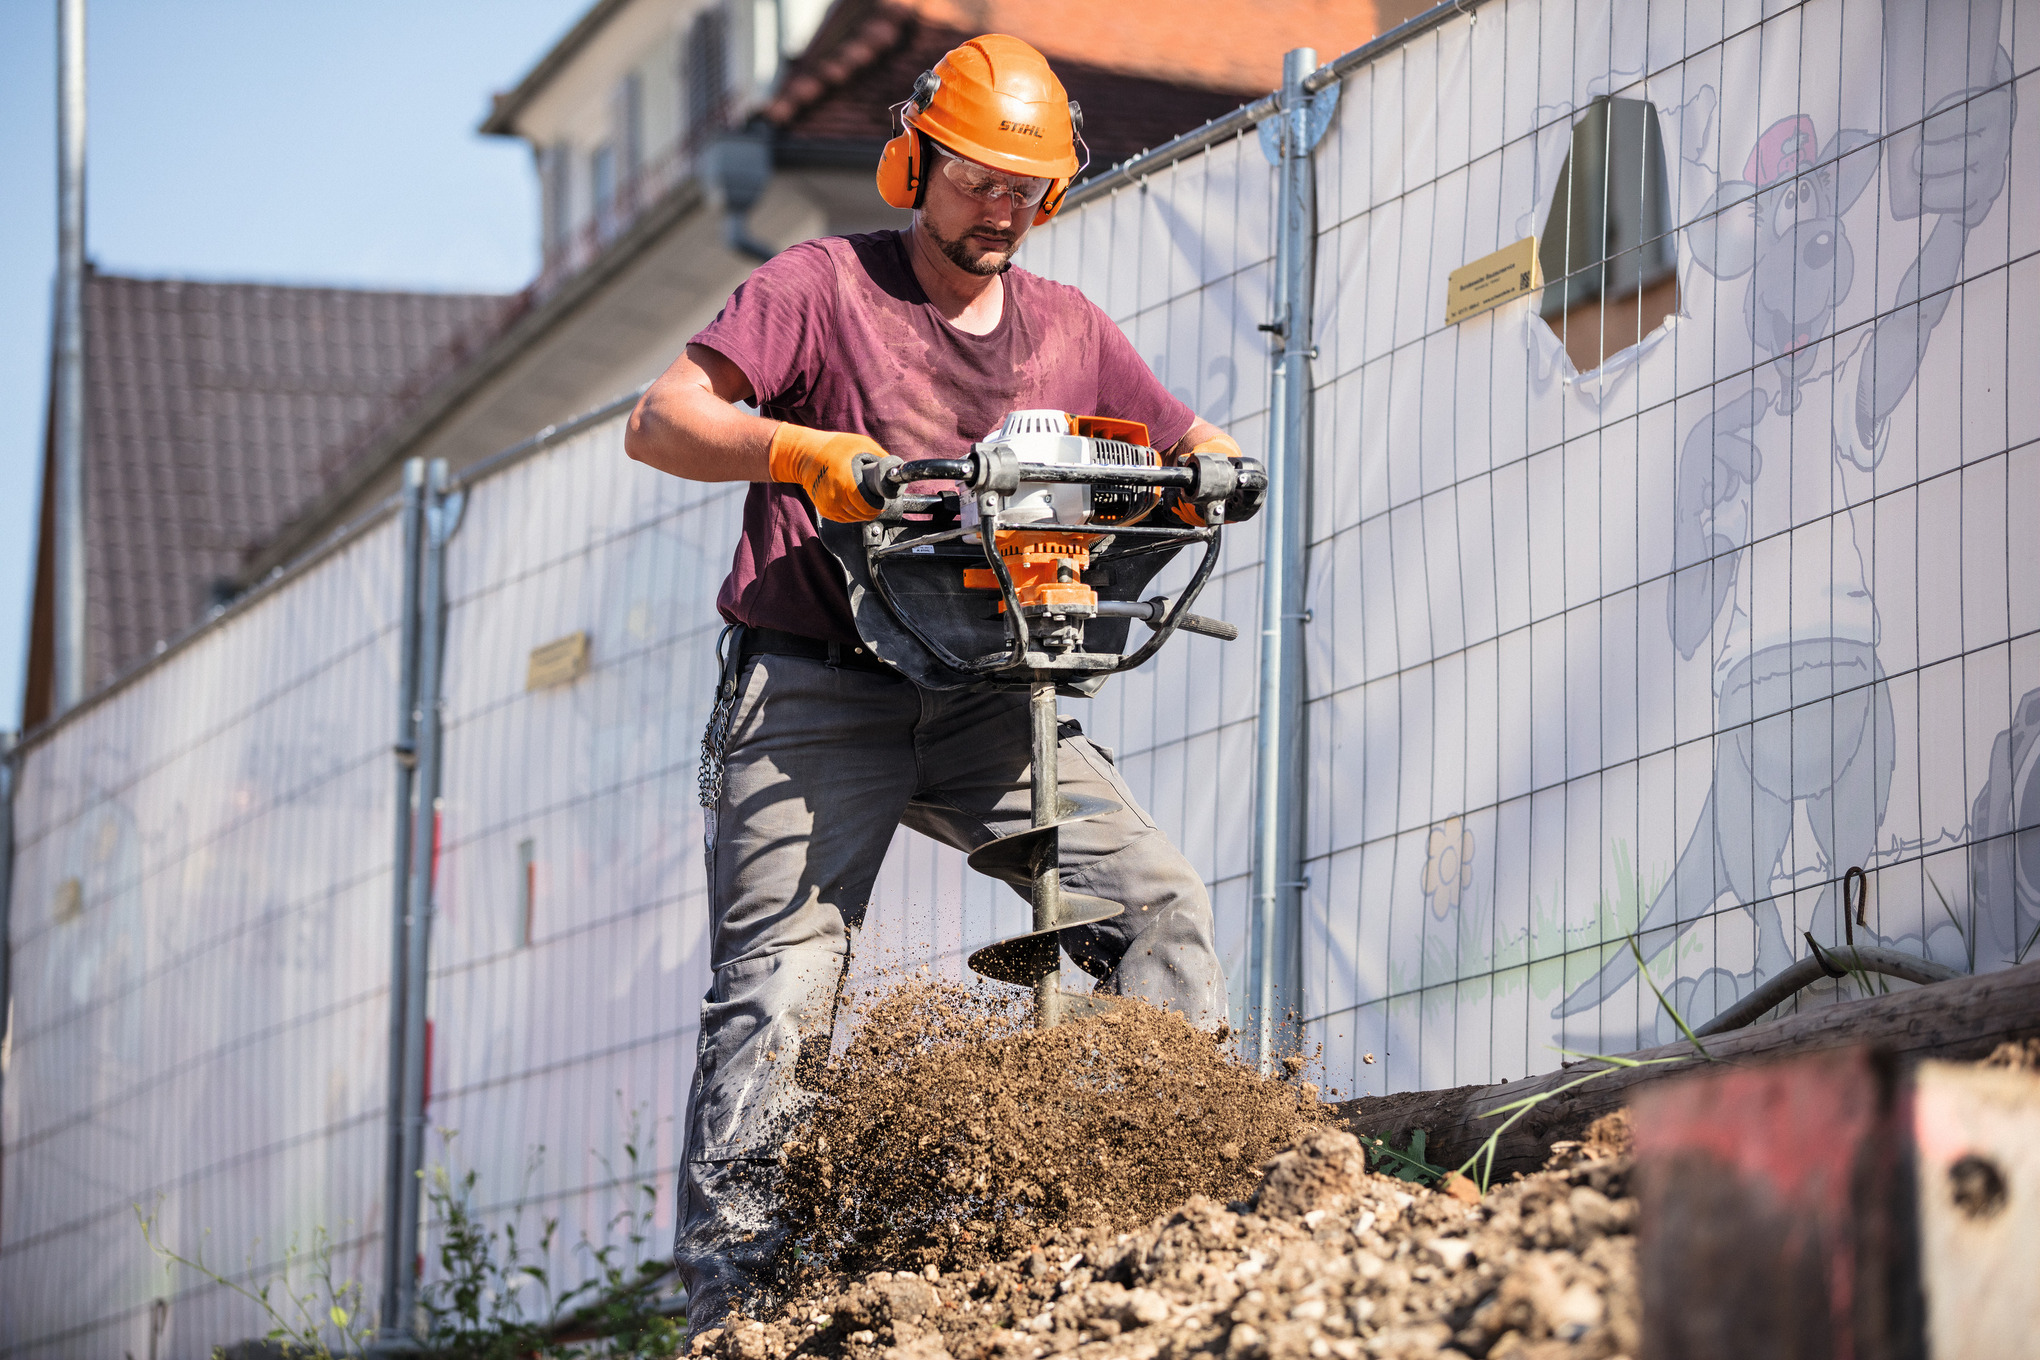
[964,533,1096,611]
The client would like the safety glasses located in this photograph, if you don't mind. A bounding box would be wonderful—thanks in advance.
[932,144,1053,209]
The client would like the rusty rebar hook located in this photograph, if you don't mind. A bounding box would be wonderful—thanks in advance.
[1803,931,1849,979]
[1842,866,1868,946]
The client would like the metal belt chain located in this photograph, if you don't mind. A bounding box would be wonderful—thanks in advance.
[698,625,747,848]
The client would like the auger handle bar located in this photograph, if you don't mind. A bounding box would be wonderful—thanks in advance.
[855,449,1244,509]
[851,448,1255,682]
[1095,597,1238,642]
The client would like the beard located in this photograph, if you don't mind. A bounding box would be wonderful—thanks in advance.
[921,217,1017,275]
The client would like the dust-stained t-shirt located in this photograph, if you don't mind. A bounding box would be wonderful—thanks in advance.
[689,230,1197,644]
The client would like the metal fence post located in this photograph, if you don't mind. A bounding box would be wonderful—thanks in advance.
[376,458,462,1347]
[375,461,428,1352]
[0,731,17,1133]
[1250,48,1335,1073]
[401,459,458,1339]
[53,0,88,713]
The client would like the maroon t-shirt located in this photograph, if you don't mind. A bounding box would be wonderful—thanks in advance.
[691,230,1197,643]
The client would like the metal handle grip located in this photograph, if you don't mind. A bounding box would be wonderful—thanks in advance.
[867,456,969,503]
[1005,463,1197,488]
[1174,612,1239,641]
[1095,596,1238,641]
[874,455,1201,501]
[855,453,907,508]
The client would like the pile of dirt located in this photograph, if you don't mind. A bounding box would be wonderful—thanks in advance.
[711,1119,1638,1360]
[779,984,1323,1273]
[703,982,1640,1360]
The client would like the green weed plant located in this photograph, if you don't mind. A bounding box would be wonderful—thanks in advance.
[1356,1128,1446,1185]
[139,1105,683,1358]
[137,1211,371,1359]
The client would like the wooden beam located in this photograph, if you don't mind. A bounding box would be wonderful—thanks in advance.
[1328,960,2040,1184]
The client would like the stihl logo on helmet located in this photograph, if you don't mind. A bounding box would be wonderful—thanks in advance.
[999,120,1044,138]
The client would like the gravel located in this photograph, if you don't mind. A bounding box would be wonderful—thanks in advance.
[693,986,1639,1360]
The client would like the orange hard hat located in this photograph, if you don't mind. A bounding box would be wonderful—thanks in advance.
[875,34,1087,223]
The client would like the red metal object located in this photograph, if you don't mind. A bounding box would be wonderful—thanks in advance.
[1633,1046,1923,1360]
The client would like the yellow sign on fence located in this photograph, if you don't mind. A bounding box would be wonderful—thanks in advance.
[526,631,591,690]
[1445,236,1543,326]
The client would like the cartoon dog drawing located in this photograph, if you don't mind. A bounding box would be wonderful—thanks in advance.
[1559,19,2017,1029]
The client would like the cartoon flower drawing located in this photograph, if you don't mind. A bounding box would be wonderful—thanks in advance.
[1423,817,1474,920]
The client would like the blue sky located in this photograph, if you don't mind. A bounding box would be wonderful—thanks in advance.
[0,0,590,728]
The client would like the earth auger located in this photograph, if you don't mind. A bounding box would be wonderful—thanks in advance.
[825,411,1265,1025]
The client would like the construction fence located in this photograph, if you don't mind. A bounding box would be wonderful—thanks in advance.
[6,0,2039,1354]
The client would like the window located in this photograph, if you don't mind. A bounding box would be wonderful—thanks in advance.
[751,0,781,87]
[539,143,572,257]
[615,71,643,183]
[1538,96,1679,373]
[591,142,618,240]
[685,4,731,152]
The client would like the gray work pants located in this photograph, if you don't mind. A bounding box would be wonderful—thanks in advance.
[673,650,1224,1313]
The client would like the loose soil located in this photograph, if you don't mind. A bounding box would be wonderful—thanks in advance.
[701,984,1641,1360]
[778,983,1323,1273]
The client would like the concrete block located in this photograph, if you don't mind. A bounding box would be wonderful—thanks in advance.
[1633,1047,2040,1359]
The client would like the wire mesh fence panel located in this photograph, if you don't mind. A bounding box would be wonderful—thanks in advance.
[423,418,736,1313]
[3,514,405,1360]
[1298,0,2040,1101]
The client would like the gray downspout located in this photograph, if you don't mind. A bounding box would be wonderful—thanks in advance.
[704,128,777,262]
[374,462,427,1353]
[1250,49,1335,1073]
[387,458,461,1345]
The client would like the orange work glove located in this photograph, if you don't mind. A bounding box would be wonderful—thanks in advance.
[767,423,891,523]
[1170,430,1246,526]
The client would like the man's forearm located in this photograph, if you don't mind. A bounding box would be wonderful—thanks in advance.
[625,346,776,482]
[625,384,775,482]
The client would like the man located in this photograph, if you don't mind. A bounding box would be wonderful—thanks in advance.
[625,33,1247,1338]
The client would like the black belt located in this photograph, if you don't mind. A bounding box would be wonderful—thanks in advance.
[739,625,895,673]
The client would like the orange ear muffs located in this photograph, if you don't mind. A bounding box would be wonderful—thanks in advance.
[875,127,926,210]
[876,72,941,210]
[1032,176,1071,224]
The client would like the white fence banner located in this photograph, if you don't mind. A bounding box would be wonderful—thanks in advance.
[4,518,405,1357]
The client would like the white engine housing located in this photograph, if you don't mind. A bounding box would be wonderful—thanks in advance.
[963,410,1157,535]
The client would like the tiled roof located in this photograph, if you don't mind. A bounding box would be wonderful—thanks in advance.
[35,272,514,711]
[766,0,1384,163]
[881,0,1379,96]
